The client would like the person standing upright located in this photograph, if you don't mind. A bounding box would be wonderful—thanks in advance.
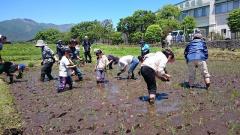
[184,33,210,89]
[35,40,57,82]
[166,33,173,48]
[0,35,7,63]
[82,36,92,63]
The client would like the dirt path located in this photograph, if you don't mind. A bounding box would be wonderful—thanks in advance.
[8,61,240,135]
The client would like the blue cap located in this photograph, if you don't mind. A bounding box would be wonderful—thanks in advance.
[18,64,26,71]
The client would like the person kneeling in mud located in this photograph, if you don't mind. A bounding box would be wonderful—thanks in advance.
[0,62,26,84]
[58,48,78,92]
[95,50,110,84]
[117,55,139,79]
[141,49,175,104]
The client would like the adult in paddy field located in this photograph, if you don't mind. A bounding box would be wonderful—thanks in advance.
[140,49,175,104]
[56,40,65,60]
[82,36,92,63]
[0,35,7,63]
[35,40,57,82]
[117,55,139,79]
[184,33,210,89]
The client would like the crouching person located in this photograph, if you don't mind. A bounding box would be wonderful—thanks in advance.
[58,48,77,92]
[0,62,26,84]
[107,55,119,69]
[95,50,110,84]
[184,33,210,89]
[117,55,139,79]
[141,49,175,104]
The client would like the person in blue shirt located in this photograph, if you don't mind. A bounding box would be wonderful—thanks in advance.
[184,33,210,89]
[139,40,150,57]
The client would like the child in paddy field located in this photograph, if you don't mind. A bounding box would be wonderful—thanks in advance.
[0,62,26,84]
[117,55,139,79]
[58,48,77,92]
[95,50,110,83]
[0,35,7,63]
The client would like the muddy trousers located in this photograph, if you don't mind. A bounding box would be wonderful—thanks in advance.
[141,66,157,95]
[84,51,92,63]
[96,69,105,83]
[40,62,54,81]
[73,67,83,80]
[187,60,210,86]
[58,76,73,90]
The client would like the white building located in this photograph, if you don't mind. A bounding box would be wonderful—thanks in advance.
[176,0,240,39]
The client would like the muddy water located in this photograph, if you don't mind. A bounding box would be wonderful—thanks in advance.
[7,60,240,135]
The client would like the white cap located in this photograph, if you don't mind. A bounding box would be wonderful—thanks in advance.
[35,40,47,47]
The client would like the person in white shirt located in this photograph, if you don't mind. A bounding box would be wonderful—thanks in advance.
[166,33,173,48]
[117,55,139,79]
[141,49,175,104]
[58,48,78,92]
[95,50,110,83]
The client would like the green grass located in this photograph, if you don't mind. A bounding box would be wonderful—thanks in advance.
[1,43,240,63]
[0,80,22,134]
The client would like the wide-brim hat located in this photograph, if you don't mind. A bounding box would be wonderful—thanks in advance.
[35,40,47,47]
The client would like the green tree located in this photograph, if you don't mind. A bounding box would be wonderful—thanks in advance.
[181,16,196,35]
[35,28,62,44]
[130,32,144,44]
[157,19,180,38]
[110,32,123,45]
[156,4,180,19]
[227,8,240,38]
[117,10,156,44]
[71,20,104,43]
[145,24,162,43]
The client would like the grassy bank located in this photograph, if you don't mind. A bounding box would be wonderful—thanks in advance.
[0,79,22,134]
[1,43,240,64]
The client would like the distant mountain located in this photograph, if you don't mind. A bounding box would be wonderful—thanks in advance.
[0,19,74,41]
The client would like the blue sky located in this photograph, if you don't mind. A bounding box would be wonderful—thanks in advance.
[1,0,182,26]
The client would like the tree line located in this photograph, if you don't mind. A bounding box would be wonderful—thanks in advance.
[35,4,240,45]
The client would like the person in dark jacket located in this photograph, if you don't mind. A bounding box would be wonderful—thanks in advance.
[82,36,92,63]
[184,33,210,89]
[35,40,57,82]
[56,40,65,60]
[0,62,26,84]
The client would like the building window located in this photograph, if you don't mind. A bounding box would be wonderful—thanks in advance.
[215,1,238,14]
[233,0,239,9]
[191,0,195,7]
[194,6,209,18]
[185,1,190,8]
